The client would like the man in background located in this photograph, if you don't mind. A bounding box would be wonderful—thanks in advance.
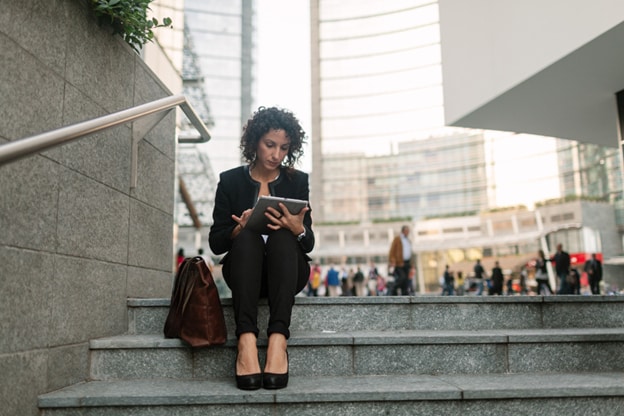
[388,225,412,296]
[551,244,571,294]
[473,259,486,295]
[584,253,603,295]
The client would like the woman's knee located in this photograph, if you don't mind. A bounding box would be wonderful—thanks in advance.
[232,227,264,252]
[265,229,298,254]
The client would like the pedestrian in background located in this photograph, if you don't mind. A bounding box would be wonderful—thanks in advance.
[353,266,366,296]
[388,225,412,295]
[442,265,454,296]
[367,262,379,296]
[490,261,504,296]
[551,244,571,294]
[535,250,553,295]
[584,253,603,295]
[473,259,486,296]
[307,263,322,296]
[455,271,465,296]
[326,265,341,297]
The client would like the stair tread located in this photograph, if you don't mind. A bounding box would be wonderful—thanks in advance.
[91,328,624,349]
[39,372,624,408]
[127,295,624,307]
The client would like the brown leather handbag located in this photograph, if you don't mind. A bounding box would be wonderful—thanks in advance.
[164,256,227,347]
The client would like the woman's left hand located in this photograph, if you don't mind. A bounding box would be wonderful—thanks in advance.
[266,202,309,235]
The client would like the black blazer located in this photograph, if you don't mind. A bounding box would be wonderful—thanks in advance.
[208,165,314,256]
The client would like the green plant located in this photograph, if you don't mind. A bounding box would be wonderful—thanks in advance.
[89,0,172,52]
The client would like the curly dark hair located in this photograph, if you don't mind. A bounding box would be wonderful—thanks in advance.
[240,106,306,169]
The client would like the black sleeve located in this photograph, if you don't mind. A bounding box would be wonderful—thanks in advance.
[294,172,315,254]
[208,174,238,255]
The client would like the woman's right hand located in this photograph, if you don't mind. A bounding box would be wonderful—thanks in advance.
[231,209,252,238]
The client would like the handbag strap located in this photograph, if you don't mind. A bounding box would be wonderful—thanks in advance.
[171,257,198,316]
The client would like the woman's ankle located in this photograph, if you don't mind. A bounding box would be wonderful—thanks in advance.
[264,333,288,374]
[236,333,260,375]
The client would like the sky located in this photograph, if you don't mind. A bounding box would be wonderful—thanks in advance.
[256,0,312,172]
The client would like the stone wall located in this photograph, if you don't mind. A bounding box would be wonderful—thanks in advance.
[0,0,176,414]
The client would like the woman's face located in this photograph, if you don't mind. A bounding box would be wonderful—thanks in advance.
[255,129,290,172]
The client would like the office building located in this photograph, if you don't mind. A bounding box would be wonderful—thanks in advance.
[309,0,624,290]
[174,0,256,254]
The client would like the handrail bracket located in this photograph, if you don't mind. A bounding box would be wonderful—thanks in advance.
[130,110,174,189]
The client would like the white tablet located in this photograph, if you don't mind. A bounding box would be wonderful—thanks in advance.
[245,195,308,234]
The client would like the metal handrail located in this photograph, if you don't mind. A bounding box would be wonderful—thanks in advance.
[0,94,210,166]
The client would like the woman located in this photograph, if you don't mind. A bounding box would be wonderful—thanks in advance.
[209,107,314,390]
[535,249,553,295]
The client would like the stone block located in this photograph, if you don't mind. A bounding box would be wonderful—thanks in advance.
[90,348,193,380]
[47,343,89,391]
[543,300,624,328]
[133,60,177,160]
[0,350,47,416]
[290,300,410,332]
[287,344,354,377]
[0,156,59,251]
[127,266,173,299]
[45,84,133,193]
[276,402,460,416]
[63,5,134,114]
[56,406,275,416]
[459,398,624,416]
[144,110,177,161]
[133,56,172,105]
[354,344,507,375]
[128,199,174,271]
[0,25,64,141]
[0,247,55,354]
[128,301,169,335]
[0,0,68,75]
[130,140,175,214]
[48,255,127,346]
[438,372,624,400]
[409,302,542,330]
[194,347,236,378]
[56,169,130,263]
[508,341,624,373]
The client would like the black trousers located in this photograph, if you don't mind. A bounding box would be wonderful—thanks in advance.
[536,279,553,295]
[222,228,310,339]
[391,261,410,295]
[589,276,601,295]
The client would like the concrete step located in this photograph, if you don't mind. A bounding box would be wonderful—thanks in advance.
[128,295,624,336]
[38,372,624,415]
[88,329,624,380]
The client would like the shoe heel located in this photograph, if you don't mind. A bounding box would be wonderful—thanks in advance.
[235,352,262,390]
[236,373,262,390]
[263,351,289,390]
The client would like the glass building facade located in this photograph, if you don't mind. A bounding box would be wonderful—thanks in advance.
[173,0,255,256]
[311,0,623,224]
[312,0,487,223]
[557,139,622,201]
[320,131,488,223]
[316,0,444,153]
[184,0,255,177]
[309,0,623,293]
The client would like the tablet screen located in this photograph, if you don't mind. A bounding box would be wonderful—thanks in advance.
[245,196,308,234]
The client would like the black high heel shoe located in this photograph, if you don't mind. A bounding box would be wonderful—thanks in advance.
[235,353,262,391]
[262,351,289,390]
